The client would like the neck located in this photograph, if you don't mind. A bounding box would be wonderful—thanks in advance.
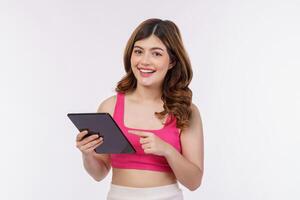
[132,84,163,103]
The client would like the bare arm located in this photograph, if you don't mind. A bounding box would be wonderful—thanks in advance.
[165,104,204,191]
[81,151,110,181]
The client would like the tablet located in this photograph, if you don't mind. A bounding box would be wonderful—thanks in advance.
[67,113,135,154]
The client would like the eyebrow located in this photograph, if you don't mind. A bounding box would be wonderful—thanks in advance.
[133,45,165,52]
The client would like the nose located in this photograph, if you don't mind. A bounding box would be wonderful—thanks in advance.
[140,52,151,66]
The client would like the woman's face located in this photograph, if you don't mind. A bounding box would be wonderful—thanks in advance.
[130,35,174,88]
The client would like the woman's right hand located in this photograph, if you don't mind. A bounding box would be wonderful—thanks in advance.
[76,130,103,156]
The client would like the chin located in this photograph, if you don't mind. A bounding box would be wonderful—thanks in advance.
[137,80,154,87]
[133,71,163,88]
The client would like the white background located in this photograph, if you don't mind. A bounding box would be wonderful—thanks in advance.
[1,0,300,199]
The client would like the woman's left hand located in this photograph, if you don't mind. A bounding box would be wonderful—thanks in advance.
[128,130,172,156]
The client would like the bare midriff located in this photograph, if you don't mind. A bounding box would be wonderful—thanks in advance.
[111,168,177,188]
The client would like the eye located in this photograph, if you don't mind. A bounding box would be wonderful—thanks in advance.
[153,52,162,57]
[133,49,142,55]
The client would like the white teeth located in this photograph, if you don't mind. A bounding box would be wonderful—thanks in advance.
[139,69,155,73]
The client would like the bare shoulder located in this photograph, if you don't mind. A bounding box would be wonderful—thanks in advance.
[177,103,202,134]
[97,95,117,116]
[181,103,202,133]
[190,103,202,126]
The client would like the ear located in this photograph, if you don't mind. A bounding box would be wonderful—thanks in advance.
[168,60,176,70]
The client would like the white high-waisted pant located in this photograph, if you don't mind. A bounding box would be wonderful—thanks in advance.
[106,182,184,200]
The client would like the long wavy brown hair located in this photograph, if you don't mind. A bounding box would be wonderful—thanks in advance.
[115,18,193,131]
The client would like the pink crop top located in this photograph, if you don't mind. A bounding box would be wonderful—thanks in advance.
[110,92,182,172]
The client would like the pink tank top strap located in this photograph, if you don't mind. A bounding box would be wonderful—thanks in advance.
[113,92,125,123]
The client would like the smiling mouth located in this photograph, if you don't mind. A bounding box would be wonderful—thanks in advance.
[137,67,156,74]
[137,67,156,78]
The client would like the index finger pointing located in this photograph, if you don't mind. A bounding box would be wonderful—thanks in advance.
[128,130,151,137]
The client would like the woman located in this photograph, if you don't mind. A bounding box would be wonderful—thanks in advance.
[75,18,204,200]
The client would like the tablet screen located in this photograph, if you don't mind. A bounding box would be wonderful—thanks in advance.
[67,113,136,154]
